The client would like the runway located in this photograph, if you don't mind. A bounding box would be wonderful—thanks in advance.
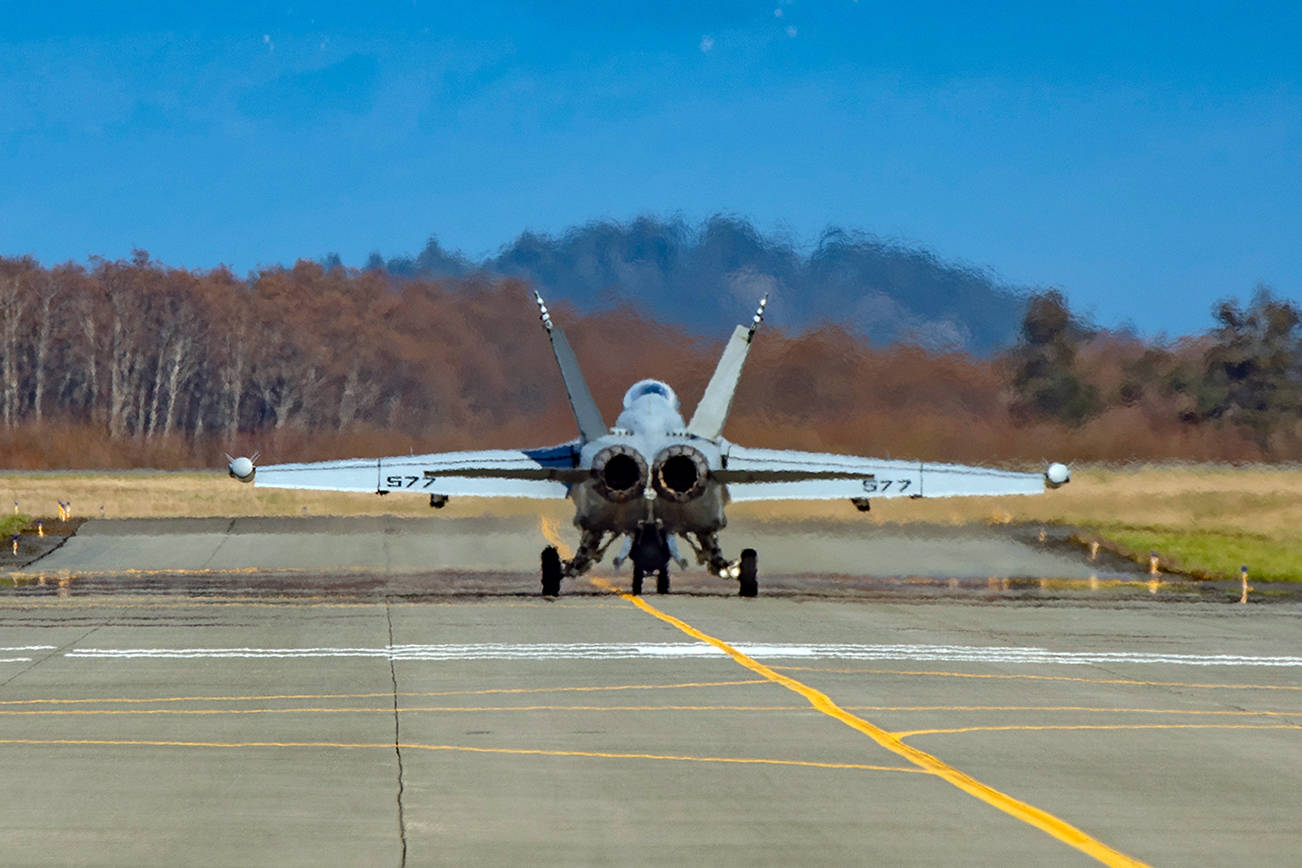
[1,518,1299,866]
[26,515,1133,581]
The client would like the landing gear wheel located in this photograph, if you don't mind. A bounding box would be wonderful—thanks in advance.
[540,546,562,596]
[656,567,670,595]
[738,548,758,597]
[632,566,644,596]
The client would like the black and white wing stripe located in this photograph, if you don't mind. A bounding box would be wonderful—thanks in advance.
[720,445,1045,502]
[254,443,579,499]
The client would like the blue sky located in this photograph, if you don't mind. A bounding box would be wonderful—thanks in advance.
[2,1,1299,336]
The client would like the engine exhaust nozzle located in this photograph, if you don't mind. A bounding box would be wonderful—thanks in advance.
[591,444,648,503]
[652,445,709,503]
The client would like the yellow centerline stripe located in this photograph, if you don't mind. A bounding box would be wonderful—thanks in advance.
[0,600,626,610]
[773,665,1302,692]
[591,577,1148,868]
[848,706,1302,717]
[0,704,802,716]
[2,703,1291,720]
[539,516,573,558]
[897,723,1302,738]
[0,738,920,774]
[0,679,769,706]
[3,702,1291,723]
[0,593,623,610]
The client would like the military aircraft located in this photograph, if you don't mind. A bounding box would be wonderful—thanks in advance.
[227,294,1070,596]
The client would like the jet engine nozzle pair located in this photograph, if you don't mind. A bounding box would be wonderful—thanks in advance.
[591,444,709,504]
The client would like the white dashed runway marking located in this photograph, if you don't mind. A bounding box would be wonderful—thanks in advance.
[62,643,1302,667]
[0,646,54,663]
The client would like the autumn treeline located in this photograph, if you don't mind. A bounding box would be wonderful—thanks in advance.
[0,252,1297,469]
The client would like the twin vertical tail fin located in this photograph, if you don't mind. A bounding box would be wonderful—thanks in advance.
[686,295,768,440]
[532,291,767,443]
[534,292,608,443]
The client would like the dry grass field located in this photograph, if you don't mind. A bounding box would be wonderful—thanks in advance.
[2,464,1299,580]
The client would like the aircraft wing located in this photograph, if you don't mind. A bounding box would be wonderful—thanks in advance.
[720,445,1047,502]
[252,443,579,499]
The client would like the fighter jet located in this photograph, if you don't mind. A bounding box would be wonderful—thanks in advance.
[227,294,1070,596]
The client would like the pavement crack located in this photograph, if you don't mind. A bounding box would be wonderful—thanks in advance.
[386,597,409,867]
[383,518,393,576]
[197,518,236,570]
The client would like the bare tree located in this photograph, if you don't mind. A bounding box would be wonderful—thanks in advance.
[0,259,33,426]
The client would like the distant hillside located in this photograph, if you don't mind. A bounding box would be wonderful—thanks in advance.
[368,216,1030,353]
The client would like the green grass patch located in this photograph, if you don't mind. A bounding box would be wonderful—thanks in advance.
[1087,523,1302,582]
[0,513,31,538]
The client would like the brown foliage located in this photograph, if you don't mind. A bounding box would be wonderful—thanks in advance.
[0,253,1292,468]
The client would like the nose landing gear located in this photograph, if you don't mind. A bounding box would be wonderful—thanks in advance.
[632,564,670,596]
[629,524,672,595]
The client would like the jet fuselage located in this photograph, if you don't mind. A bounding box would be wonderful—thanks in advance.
[571,379,727,538]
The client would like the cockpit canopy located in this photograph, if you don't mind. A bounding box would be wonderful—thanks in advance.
[622,379,679,411]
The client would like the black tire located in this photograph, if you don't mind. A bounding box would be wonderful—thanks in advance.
[738,548,758,597]
[656,568,670,595]
[632,566,644,596]
[540,546,563,596]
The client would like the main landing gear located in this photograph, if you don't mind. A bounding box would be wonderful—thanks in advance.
[540,546,563,597]
[737,548,758,598]
[539,535,759,598]
[687,531,758,598]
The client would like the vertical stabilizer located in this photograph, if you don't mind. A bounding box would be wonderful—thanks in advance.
[534,293,607,442]
[686,296,767,440]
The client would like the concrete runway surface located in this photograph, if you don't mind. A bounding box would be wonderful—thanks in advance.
[26,515,1136,582]
[1,517,1299,866]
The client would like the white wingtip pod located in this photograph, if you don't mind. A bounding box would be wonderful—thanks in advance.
[226,452,259,483]
[1045,462,1071,488]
